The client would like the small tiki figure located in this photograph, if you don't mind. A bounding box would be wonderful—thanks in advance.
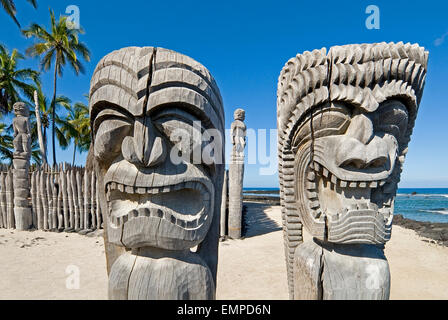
[231,108,246,160]
[13,102,31,159]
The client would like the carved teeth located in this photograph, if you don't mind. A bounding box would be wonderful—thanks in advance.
[340,180,348,188]
[307,191,318,200]
[309,200,319,209]
[177,219,186,228]
[307,171,315,181]
[322,168,329,178]
[306,181,316,190]
[358,203,368,210]
[129,210,138,219]
[330,175,338,185]
[311,208,322,219]
[136,187,146,194]
[139,208,150,217]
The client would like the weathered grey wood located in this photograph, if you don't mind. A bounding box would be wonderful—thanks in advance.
[228,109,246,239]
[277,42,428,299]
[56,165,63,230]
[91,171,97,229]
[0,170,4,228]
[12,102,32,230]
[220,170,228,237]
[36,169,44,230]
[76,169,84,231]
[61,165,69,230]
[83,169,91,231]
[0,170,6,228]
[90,47,224,300]
[70,168,79,230]
[6,169,15,229]
[31,170,37,228]
[46,166,53,230]
[67,168,75,230]
[33,90,47,164]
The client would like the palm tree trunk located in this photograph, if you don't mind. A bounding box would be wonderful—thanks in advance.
[72,144,76,166]
[51,62,57,166]
[33,91,47,164]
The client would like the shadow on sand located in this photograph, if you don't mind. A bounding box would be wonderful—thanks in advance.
[243,202,282,238]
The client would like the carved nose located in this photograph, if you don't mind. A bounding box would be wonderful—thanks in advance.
[345,113,374,145]
[337,114,390,170]
[122,117,167,167]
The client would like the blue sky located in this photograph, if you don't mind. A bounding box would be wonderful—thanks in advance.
[1,0,447,187]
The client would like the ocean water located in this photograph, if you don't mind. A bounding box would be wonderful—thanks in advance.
[396,188,448,223]
[243,187,448,223]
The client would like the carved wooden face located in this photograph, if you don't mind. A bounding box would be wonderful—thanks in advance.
[90,47,224,251]
[13,102,29,117]
[293,99,409,244]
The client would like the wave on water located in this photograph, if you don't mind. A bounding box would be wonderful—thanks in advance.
[398,193,448,198]
[419,208,448,215]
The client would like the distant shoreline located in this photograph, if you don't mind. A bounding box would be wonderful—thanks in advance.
[242,190,448,247]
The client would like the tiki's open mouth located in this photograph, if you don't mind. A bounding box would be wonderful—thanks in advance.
[304,161,394,244]
[106,181,211,231]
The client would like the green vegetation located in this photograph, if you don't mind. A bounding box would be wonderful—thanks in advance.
[0,7,91,166]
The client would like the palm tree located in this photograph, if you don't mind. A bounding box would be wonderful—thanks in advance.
[31,85,75,161]
[0,44,39,113]
[0,122,13,162]
[62,100,90,165]
[1,0,37,28]
[22,9,90,165]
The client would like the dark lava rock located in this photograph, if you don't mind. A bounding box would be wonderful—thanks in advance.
[393,214,448,247]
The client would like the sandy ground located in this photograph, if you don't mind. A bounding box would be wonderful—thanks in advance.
[0,202,447,300]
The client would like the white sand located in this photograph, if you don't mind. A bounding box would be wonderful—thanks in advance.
[0,203,447,300]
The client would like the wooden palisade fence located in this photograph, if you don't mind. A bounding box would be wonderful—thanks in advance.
[0,163,102,233]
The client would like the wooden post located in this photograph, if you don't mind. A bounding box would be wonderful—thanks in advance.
[0,169,6,228]
[36,168,44,230]
[83,169,91,231]
[31,169,37,228]
[91,171,96,229]
[6,168,15,229]
[220,170,228,237]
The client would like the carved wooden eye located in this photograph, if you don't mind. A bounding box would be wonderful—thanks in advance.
[293,103,351,147]
[152,107,218,173]
[374,101,409,142]
[93,109,133,162]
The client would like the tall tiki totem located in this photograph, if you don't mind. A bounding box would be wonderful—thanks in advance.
[12,102,32,230]
[228,109,246,239]
[277,42,428,299]
[89,47,225,299]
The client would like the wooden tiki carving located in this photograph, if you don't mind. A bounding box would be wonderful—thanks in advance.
[277,42,428,299]
[89,47,225,299]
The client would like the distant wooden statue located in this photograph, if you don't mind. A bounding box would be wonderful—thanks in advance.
[228,108,246,239]
[89,47,225,299]
[277,42,428,299]
[12,102,32,230]
[13,102,31,158]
